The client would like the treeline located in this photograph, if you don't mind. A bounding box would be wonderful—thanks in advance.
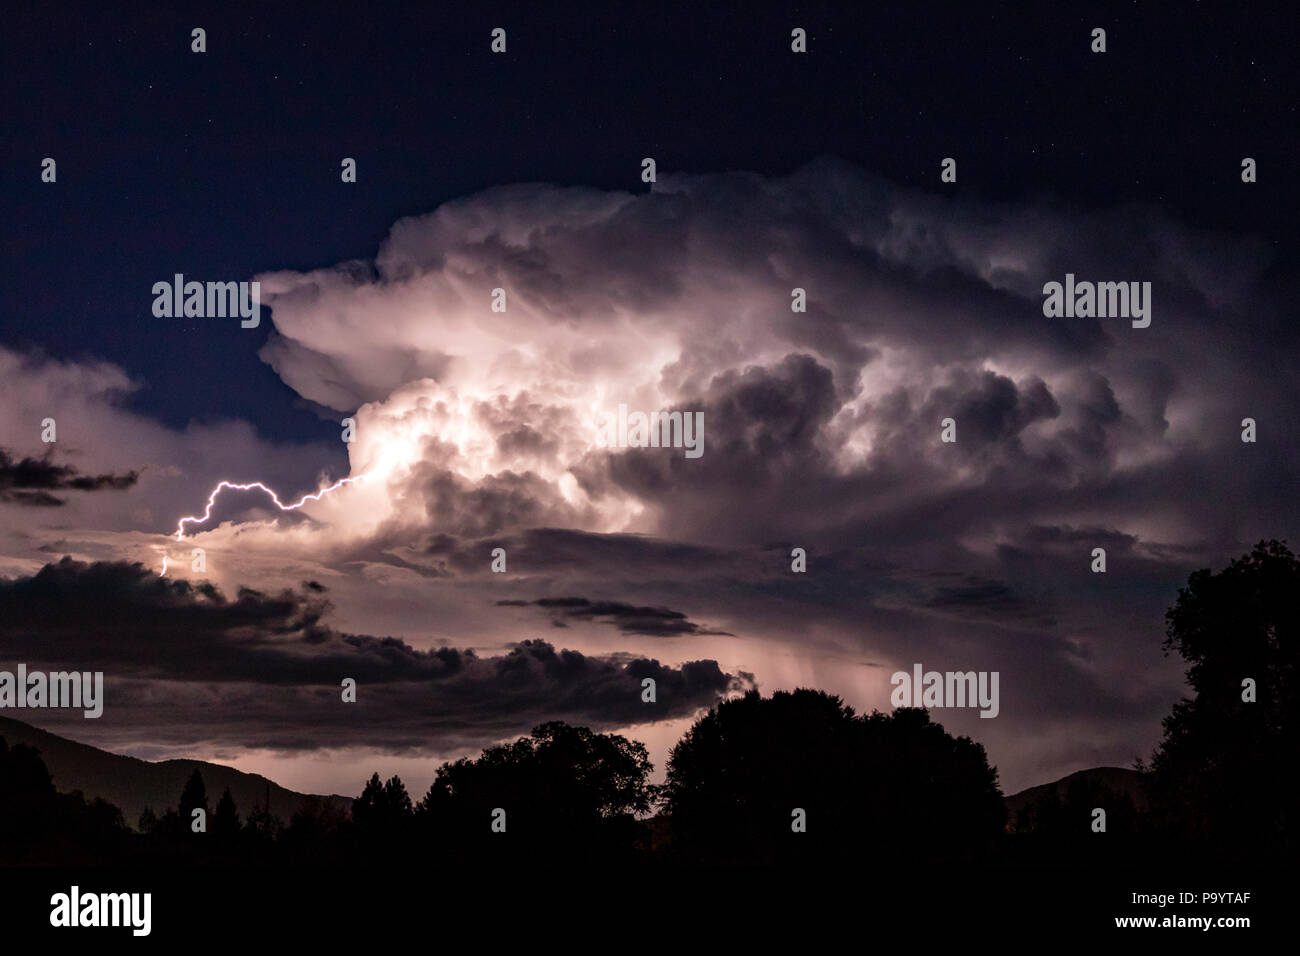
[0,697,1010,867]
[0,694,1282,868]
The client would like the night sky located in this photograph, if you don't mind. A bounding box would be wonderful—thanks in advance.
[1,1,1297,798]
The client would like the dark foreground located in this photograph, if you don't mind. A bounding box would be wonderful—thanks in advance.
[0,861,1280,943]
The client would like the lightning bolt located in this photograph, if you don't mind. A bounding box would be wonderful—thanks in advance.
[175,474,366,540]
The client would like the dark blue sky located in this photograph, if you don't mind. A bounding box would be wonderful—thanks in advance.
[3,1,1294,447]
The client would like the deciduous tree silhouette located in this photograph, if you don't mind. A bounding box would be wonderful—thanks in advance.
[0,737,128,864]
[661,689,1004,864]
[418,721,654,860]
[0,737,57,860]
[1148,539,1298,860]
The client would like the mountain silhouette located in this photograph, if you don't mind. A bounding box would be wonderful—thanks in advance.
[0,716,350,827]
[1003,766,1146,830]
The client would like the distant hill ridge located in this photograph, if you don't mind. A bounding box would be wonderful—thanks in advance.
[3,716,1144,833]
[0,716,351,829]
[1004,766,1147,828]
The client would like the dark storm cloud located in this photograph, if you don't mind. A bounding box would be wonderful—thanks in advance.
[0,558,750,752]
[496,596,733,637]
[0,449,138,507]
[427,528,730,576]
[413,519,1213,792]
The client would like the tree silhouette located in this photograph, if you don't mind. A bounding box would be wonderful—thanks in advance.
[178,768,208,830]
[382,775,413,818]
[351,773,413,853]
[243,783,283,852]
[1148,539,1298,859]
[282,795,349,863]
[138,806,159,834]
[0,737,128,864]
[0,737,57,861]
[661,689,1004,864]
[354,772,384,820]
[418,721,654,860]
[213,787,240,841]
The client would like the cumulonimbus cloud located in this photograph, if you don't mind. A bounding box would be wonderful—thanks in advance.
[247,156,1286,557]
